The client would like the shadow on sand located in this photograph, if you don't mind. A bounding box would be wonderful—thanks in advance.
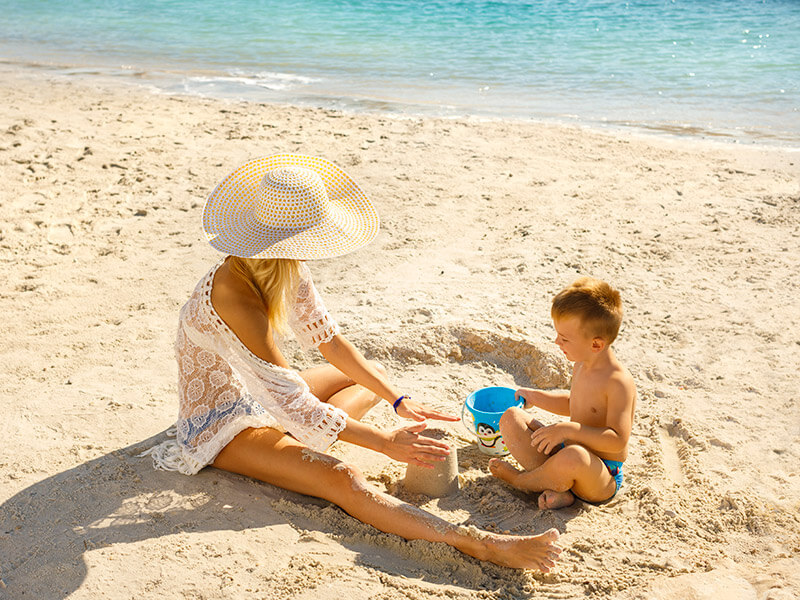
[1,431,319,598]
[1,432,569,598]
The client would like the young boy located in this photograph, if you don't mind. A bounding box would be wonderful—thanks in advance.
[489,277,636,509]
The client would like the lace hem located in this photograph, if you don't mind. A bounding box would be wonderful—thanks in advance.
[295,314,339,349]
[140,414,278,475]
[298,403,348,451]
[140,406,347,475]
[289,263,340,350]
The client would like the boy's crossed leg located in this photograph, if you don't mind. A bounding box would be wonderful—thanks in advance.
[489,407,617,509]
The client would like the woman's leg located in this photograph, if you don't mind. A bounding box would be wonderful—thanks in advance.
[212,427,562,571]
[299,362,385,420]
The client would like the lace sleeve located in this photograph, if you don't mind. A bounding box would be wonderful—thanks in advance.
[182,276,348,452]
[289,262,340,350]
[231,346,349,451]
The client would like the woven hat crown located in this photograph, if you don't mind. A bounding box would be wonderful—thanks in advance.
[202,154,379,260]
[255,167,330,231]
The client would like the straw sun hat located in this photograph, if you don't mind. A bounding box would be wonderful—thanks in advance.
[202,154,379,259]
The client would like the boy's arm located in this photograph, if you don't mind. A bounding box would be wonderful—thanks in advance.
[530,375,635,455]
[517,387,571,416]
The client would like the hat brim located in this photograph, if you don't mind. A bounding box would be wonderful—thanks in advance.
[203,154,379,259]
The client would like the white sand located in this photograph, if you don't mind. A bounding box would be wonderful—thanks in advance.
[1,65,799,599]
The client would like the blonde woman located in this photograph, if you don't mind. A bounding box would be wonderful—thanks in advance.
[144,154,561,570]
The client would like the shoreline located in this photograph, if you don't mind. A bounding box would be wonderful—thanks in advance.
[2,70,799,599]
[2,59,798,150]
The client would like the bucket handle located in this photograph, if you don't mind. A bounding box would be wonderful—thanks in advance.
[461,393,524,438]
[461,399,475,437]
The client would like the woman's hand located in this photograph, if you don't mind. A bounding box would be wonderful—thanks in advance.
[381,422,451,468]
[395,397,460,422]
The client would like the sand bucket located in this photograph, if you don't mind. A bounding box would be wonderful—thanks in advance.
[461,386,523,456]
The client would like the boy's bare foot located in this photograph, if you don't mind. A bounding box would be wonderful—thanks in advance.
[488,457,524,488]
[490,459,575,509]
[538,489,575,510]
[479,528,562,571]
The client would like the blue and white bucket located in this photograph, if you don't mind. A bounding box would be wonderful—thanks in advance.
[461,386,523,456]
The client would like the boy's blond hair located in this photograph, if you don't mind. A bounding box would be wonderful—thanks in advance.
[228,257,300,336]
[551,277,623,344]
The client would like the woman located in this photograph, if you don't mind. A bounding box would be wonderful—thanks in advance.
[145,154,561,570]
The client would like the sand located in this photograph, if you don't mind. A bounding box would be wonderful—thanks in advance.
[1,64,799,599]
[401,428,460,497]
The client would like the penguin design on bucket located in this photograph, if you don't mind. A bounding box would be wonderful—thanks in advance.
[476,422,503,449]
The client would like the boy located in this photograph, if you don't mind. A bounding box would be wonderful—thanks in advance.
[489,277,636,509]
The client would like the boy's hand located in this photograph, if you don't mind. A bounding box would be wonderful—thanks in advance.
[531,422,578,454]
[515,387,536,409]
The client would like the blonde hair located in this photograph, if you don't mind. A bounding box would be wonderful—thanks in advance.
[227,257,300,336]
[551,277,623,344]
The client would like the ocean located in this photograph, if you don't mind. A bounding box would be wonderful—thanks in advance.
[0,0,798,144]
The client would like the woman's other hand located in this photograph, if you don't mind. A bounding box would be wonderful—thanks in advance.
[395,397,460,422]
[382,422,450,468]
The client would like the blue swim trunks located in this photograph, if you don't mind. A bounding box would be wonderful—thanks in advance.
[601,458,624,495]
[559,443,624,504]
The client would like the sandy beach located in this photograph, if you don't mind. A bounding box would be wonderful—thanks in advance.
[1,66,799,599]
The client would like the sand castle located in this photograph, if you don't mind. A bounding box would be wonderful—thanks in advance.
[402,428,460,497]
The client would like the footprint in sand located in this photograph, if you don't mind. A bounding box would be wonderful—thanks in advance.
[46,223,74,245]
[658,427,685,486]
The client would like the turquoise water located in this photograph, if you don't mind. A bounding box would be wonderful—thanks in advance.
[1,0,798,143]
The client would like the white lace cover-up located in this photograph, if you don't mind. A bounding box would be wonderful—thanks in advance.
[143,261,348,475]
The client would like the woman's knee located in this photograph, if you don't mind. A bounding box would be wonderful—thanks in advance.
[324,461,369,503]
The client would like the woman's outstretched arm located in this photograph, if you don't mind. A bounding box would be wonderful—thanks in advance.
[338,418,451,468]
[319,334,459,422]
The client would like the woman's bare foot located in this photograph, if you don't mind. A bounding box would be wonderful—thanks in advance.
[538,489,575,510]
[479,528,562,571]
[488,457,524,488]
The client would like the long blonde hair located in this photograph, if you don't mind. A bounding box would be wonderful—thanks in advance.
[227,256,300,336]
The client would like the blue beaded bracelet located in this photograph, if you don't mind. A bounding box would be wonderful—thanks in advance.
[393,395,409,413]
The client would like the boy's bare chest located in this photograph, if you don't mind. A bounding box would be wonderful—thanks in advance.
[569,375,608,426]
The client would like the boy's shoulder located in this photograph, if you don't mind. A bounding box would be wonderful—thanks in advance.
[574,358,635,393]
[606,360,637,403]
